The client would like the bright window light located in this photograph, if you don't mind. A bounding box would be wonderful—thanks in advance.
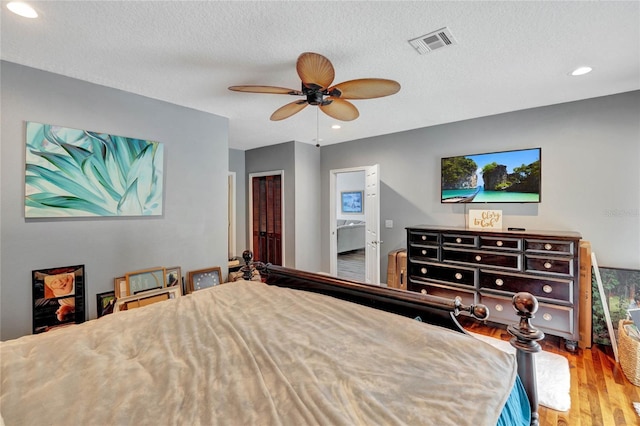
[571,66,592,76]
[7,2,38,18]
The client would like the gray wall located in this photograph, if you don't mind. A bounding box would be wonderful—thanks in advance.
[320,91,640,277]
[245,142,296,266]
[1,61,229,340]
[244,141,321,271]
[293,142,321,272]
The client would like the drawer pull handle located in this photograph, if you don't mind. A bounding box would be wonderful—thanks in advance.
[421,267,428,274]
[421,249,427,255]
[495,279,504,286]
[475,255,482,261]
[455,273,462,280]
[497,241,503,247]
[421,289,427,295]
[543,313,552,321]
[543,285,553,293]
[544,243,552,250]
[421,235,427,241]
[544,262,552,269]
[456,237,462,243]
[495,304,504,312]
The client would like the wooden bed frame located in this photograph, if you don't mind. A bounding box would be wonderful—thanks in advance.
[249,260,544,426]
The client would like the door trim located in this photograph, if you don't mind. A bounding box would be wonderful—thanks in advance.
[248,170,285,266]
[228,171,236,259]
[329,166,380,282]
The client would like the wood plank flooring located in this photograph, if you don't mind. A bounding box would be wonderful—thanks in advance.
[337,249,365,281]
[462,319,640,425]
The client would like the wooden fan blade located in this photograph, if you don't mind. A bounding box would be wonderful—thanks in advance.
[296,52,335,90]
[270,101,308,121]
[329,78,401,99]
[228,85,302,95]
[320,98,359,121]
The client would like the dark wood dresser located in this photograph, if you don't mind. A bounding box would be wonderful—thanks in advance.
[406,225,581,349]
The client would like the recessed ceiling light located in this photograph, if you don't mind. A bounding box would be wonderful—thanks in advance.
[6,2,38,18]
[570,66,592,76]
[331,124,341,130]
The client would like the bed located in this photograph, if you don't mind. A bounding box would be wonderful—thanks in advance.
[1,262,542,426]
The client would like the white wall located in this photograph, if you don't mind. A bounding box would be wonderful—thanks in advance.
[1,61,230,340]
[320,91,640,276]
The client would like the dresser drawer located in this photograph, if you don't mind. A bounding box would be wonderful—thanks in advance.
[408,244,439,261]
[442,234,478,247]
[525,239,575,255]
[408,262,476,288]
[479,270,573,304]
[480,236,522,251]
[408,280,476,307]
[525,255,575,276]
[480,294,574,337]
[409,231,440,245]
[442,248,521,271]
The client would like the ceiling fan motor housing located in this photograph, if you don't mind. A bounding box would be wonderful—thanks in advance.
[306,90,324,105]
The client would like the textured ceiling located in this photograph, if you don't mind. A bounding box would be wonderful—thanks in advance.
[1,1,639,151]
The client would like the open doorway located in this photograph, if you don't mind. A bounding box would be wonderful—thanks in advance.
[329,165,381,284]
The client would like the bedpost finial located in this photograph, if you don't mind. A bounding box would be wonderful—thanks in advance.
[508,292,544,350]
[512,292,538,317]
[471,303,489,320]
[242,250,253,265]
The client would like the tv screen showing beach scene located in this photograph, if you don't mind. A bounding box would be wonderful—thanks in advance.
[441,148,541,203]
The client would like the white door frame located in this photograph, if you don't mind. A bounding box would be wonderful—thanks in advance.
[228,171,236,259]
[329,166,381,283]
[248,170,285,266]
[364,164,381,284]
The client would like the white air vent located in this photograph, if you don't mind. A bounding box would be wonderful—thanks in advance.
[408,27,457,55]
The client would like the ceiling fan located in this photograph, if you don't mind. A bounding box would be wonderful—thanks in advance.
[228,52,401,122]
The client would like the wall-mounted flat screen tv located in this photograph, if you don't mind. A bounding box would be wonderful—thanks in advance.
[441,148,541,203]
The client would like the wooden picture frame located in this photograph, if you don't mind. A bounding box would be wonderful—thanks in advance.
[114,276,127,299]
[113,286,182,313]
[165,266,183,295]
[188,267,222,293]
[125,267,166,297]
[96,291,116,318]
[32,264,86,333]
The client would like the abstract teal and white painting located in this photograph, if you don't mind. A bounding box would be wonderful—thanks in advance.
[25,122,164,218]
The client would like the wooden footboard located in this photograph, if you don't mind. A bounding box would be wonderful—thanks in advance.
[257,263,542,426]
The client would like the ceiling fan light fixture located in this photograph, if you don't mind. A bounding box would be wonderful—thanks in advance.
[331,124,341,129]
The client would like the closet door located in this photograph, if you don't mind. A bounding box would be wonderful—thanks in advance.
[252,175,282,265]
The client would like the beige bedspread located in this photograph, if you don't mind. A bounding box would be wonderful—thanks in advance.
[1,281,517,425]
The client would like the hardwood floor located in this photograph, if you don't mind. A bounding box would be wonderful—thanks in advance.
[462,319,640,425]
[337,249,365,281]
